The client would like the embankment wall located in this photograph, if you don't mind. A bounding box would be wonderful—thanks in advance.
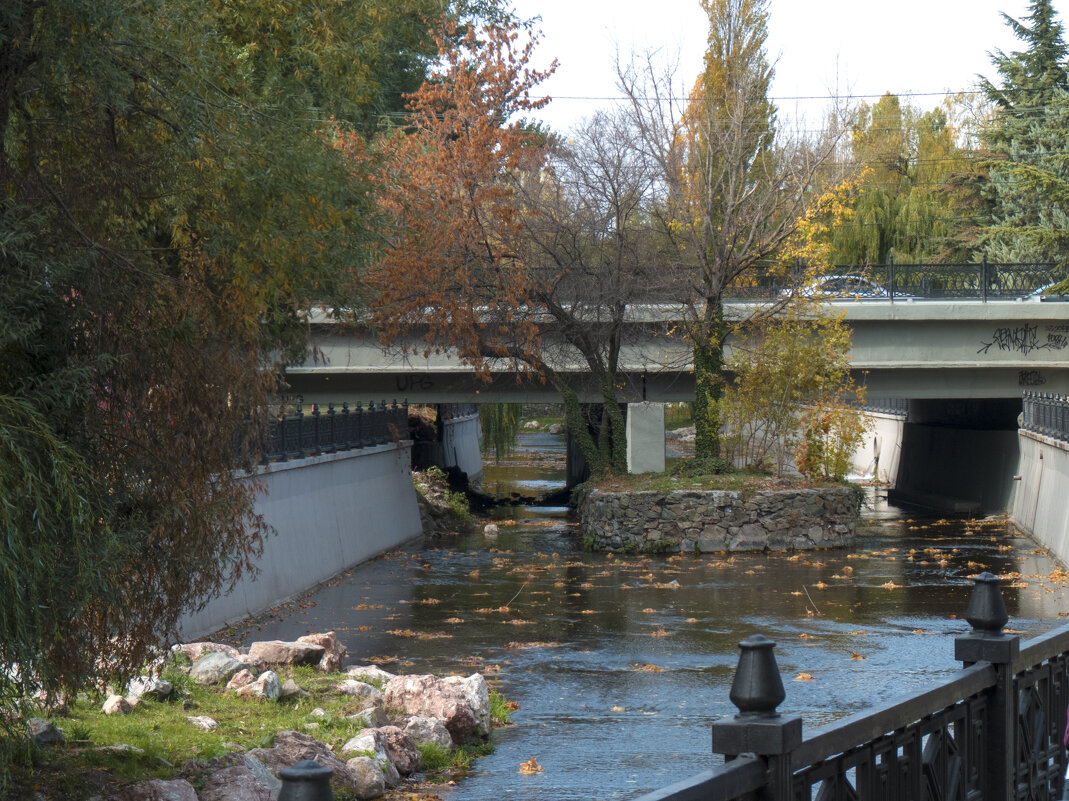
[177,442,422,639]
[1010,431,1069,566]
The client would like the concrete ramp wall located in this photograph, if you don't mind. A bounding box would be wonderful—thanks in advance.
[177,442,422,640]
[850,412,906,486]
[1011,432,1069,566]
[441,410,484,484]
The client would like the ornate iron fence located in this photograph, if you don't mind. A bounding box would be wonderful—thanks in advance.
[634,573,1069,801]
[1023,392,1069,442]
[862,397,910,417]
[262,400,409,462]
[721,261,1061,301]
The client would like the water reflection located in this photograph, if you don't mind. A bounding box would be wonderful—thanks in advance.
[226,432,1069,801]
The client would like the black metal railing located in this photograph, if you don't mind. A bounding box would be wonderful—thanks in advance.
[719,260,1061,301]
[262,400,409,462]
[1023,392,1069,442]
[862,397,910,417]
[634,573,1069,801]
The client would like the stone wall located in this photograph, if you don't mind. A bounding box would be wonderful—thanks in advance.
[580,487,859,553]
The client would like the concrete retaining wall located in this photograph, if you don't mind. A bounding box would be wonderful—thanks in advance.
[580,486,858,553]
[177,442,422,639]
[442,411,484,484]
[1010,431,1069,566]
[850,412,905,486]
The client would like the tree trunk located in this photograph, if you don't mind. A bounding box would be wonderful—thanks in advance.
[693,298,726,459]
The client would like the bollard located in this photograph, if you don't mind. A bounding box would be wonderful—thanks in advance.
[278,759,333,801]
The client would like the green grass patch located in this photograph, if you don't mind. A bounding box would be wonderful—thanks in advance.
[589,460,844,495]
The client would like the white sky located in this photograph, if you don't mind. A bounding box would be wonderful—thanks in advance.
[508,0,1069,133]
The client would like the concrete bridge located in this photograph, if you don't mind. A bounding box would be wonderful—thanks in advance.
[285,299,1068,405]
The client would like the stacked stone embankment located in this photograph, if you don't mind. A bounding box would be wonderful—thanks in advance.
[581,487,858,552]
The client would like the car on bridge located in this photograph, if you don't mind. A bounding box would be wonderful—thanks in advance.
[781,275,911,300]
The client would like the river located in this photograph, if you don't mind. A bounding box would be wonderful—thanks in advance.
[224,430,1069,801]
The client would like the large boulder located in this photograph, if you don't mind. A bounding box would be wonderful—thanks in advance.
[247,731,357,792]
[235,670,281,702]
[344,756,386,800]
[190,652,245,686]
[198,766,271,801]
[247,640,324,668]
[403,715,453,749]
[104,778,198,801]
[384,674,479,743]
[341,729,388,762]
[336,680,383,704]
[102,695,133,716]
[226,669,256,691]
[296,631,347,673]
[443,673,491,737]
[345,665,395,685]
[27,718,64,747]
[172,642,241,662]
[127,676,173,701]
[377,726,422,775]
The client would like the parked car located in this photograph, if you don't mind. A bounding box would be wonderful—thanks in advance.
[781,275,903,299]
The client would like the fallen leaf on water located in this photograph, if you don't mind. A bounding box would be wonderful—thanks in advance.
[519,757,543,774]
[642,608,657,614]
[506,641,561,650]
[850,653,865,660]
[386,629,453,640]
[790,591,803,596]
[847,630,868,636]
[795,672,815,681]
[634,664,665,672]
[799,633,809,639]
[357,625,372,632]
[611,705,626,712]
[650,628,670,637]
[685,618,699,624]
[506,619,534,626]
[353,604,383,610]
[814,581,828,589]
[580,609,597,615]
[444,618,465,625]
[881,581,899,589]
[505,700,520,710]
[474,606,511,614]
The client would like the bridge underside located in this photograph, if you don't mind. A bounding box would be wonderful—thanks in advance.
[286,366,1064,406]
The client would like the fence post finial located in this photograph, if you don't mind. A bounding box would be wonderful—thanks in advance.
[278,758,334,801]
[713,634,801,760]
[955,571,1019,665]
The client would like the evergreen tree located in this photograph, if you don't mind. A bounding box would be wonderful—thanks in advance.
[979,0,1069,266]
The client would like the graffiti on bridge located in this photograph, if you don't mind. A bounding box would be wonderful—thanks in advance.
[978,323,1069,356]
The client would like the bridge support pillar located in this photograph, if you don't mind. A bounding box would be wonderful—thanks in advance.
[626,402,666,474]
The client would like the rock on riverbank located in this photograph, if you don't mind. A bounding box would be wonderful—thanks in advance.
[24,633,501,801]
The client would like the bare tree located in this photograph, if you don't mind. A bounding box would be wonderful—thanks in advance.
[616,0,845,459]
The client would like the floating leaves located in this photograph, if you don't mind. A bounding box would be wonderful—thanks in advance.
[474,606,511,614]
[444,617,465,625]
[850,653,865,661]
[506,641,561,650]
[649,628,670,637]
[633,664,665,672]
[353,604,383,610]
[881,581,899,589]
[519,757,543,774]
[794,672,815,681]
[386,629,452,640]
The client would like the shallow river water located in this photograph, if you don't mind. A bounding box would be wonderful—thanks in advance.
[224,431,1069,801]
